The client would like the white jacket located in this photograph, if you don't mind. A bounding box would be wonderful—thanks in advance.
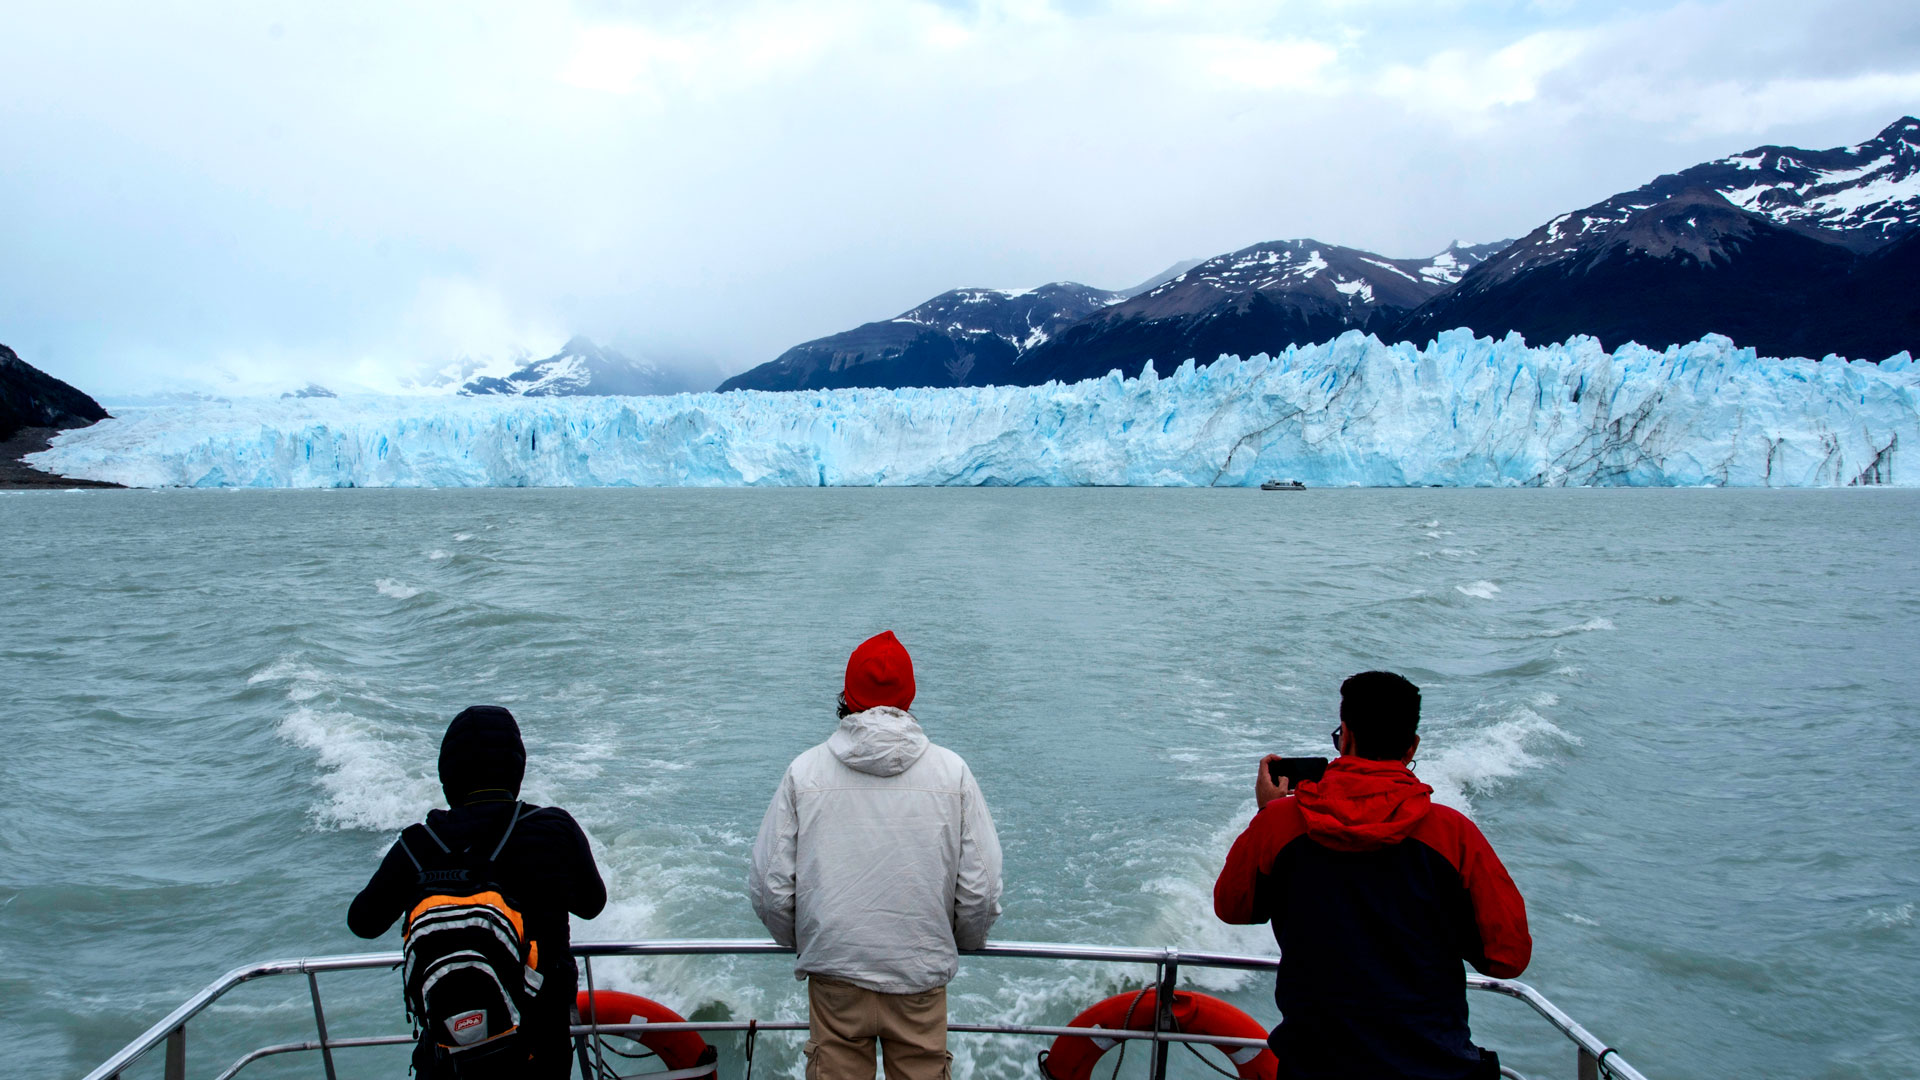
[748,707,1003,994]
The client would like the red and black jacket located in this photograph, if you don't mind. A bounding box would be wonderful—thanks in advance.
[1214,757,1531,1080]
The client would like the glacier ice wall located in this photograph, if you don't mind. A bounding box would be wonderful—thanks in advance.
[29,331,1918,488]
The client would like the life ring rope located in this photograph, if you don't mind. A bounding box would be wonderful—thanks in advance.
[1037,988,1277,1080]
[576,989,718,1079]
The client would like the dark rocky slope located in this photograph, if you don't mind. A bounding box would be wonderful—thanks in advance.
[2,343,108,440]
[719,283,1129,392]
[1,343,117,488]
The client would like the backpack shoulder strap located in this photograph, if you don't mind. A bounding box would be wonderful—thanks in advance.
[397,834,423,873]
[487,802,529,863]
[417,820,453,854]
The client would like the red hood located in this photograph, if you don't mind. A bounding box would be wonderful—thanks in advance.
[1294,757,1434,852]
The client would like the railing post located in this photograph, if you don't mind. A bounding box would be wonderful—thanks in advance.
[584,954,611,1079]
[1148,949,1180,1080]
[163,1028,185,1080]
[1578,1045,1601,1080]
[307,971,339,1080]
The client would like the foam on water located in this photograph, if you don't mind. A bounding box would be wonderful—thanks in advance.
[1865,903,1914,929]
[1135,810,1285,993]
[1456,580,1501,599]
[256,656,439,832]
[374,578,422,599]
[277,706,440,832]
[1538,617,1615,638]
[1420,704,1575,814]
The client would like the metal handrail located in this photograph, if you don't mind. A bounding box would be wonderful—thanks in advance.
[83,939,1649,1080]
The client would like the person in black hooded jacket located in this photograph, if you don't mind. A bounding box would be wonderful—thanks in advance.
[349,705,607,1078]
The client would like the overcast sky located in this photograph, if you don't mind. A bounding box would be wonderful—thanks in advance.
[3,0,1917,395]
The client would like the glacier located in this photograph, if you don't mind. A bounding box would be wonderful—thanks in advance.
[28,331,1918,489]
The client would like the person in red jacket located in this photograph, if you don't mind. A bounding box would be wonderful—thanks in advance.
[1214,672,1530,1080]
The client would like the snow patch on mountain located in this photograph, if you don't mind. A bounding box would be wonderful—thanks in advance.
[887,285,1126,351]
[461,336,675,397]
[1688,115,1920,237]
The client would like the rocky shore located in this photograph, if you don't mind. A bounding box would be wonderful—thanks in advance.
[0,427,121,488]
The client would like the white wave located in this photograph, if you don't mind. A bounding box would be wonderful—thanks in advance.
[576,823,799,1061]
[1455,580,1501,599]
[374,578,421,599]
[1420,706,1574,814]
[1137,810,1282,993]
[248,656,327,702]
[257,653,437,831]
[277,705,439,832]
[453,532,474,541]
[1538,617,1615,638]
[1865,902,1914,928]
[428,549,451,561]
[1562,911,1601,927]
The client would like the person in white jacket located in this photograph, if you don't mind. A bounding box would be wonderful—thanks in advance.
[749,630,1003,1080]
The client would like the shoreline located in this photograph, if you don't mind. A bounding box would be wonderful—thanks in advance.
[0,427,122,489]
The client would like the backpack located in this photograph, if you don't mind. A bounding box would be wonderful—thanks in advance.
[398,803,545,1078]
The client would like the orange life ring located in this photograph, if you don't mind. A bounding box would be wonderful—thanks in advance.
[576,989,718,1074]
[1039,989,1276,1080]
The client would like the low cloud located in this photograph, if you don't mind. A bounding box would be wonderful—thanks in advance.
[0,0,1913,395]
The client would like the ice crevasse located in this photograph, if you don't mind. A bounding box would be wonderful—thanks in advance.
[31,331,1918,488]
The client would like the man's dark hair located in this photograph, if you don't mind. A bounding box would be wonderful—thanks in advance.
[1339,672,1421,760]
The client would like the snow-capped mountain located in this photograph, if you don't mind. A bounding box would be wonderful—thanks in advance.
[1397,117,1920,359]
[1012,239,1508,385]
[727,115,1918,392]
[718,282,1128,392]
[1697,115,1920,237]
[461,336,675,397]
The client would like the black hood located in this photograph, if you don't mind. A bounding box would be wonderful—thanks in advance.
[438,705,526,805]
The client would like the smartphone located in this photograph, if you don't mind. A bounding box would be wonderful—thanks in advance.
[1268,756,1328,785]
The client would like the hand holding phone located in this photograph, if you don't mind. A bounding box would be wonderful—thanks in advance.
[1267,756,1329,786]
[1256,754,1327,806]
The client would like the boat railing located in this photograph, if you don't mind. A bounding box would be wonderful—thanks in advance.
[82,939,1649,1080]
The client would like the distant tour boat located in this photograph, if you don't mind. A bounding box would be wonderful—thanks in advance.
[1260,479,1306,491]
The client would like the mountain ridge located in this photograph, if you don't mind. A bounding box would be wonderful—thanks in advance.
[1396,117,1920,358]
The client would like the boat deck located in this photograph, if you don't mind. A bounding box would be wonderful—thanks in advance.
[85,939,1649,1080]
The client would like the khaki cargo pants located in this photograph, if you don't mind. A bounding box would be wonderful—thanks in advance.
[805,976,952,1080]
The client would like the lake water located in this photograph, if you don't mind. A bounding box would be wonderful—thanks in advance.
[3,488,1916,1080]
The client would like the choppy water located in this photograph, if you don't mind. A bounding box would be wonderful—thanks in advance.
[3,488,1916,1080]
